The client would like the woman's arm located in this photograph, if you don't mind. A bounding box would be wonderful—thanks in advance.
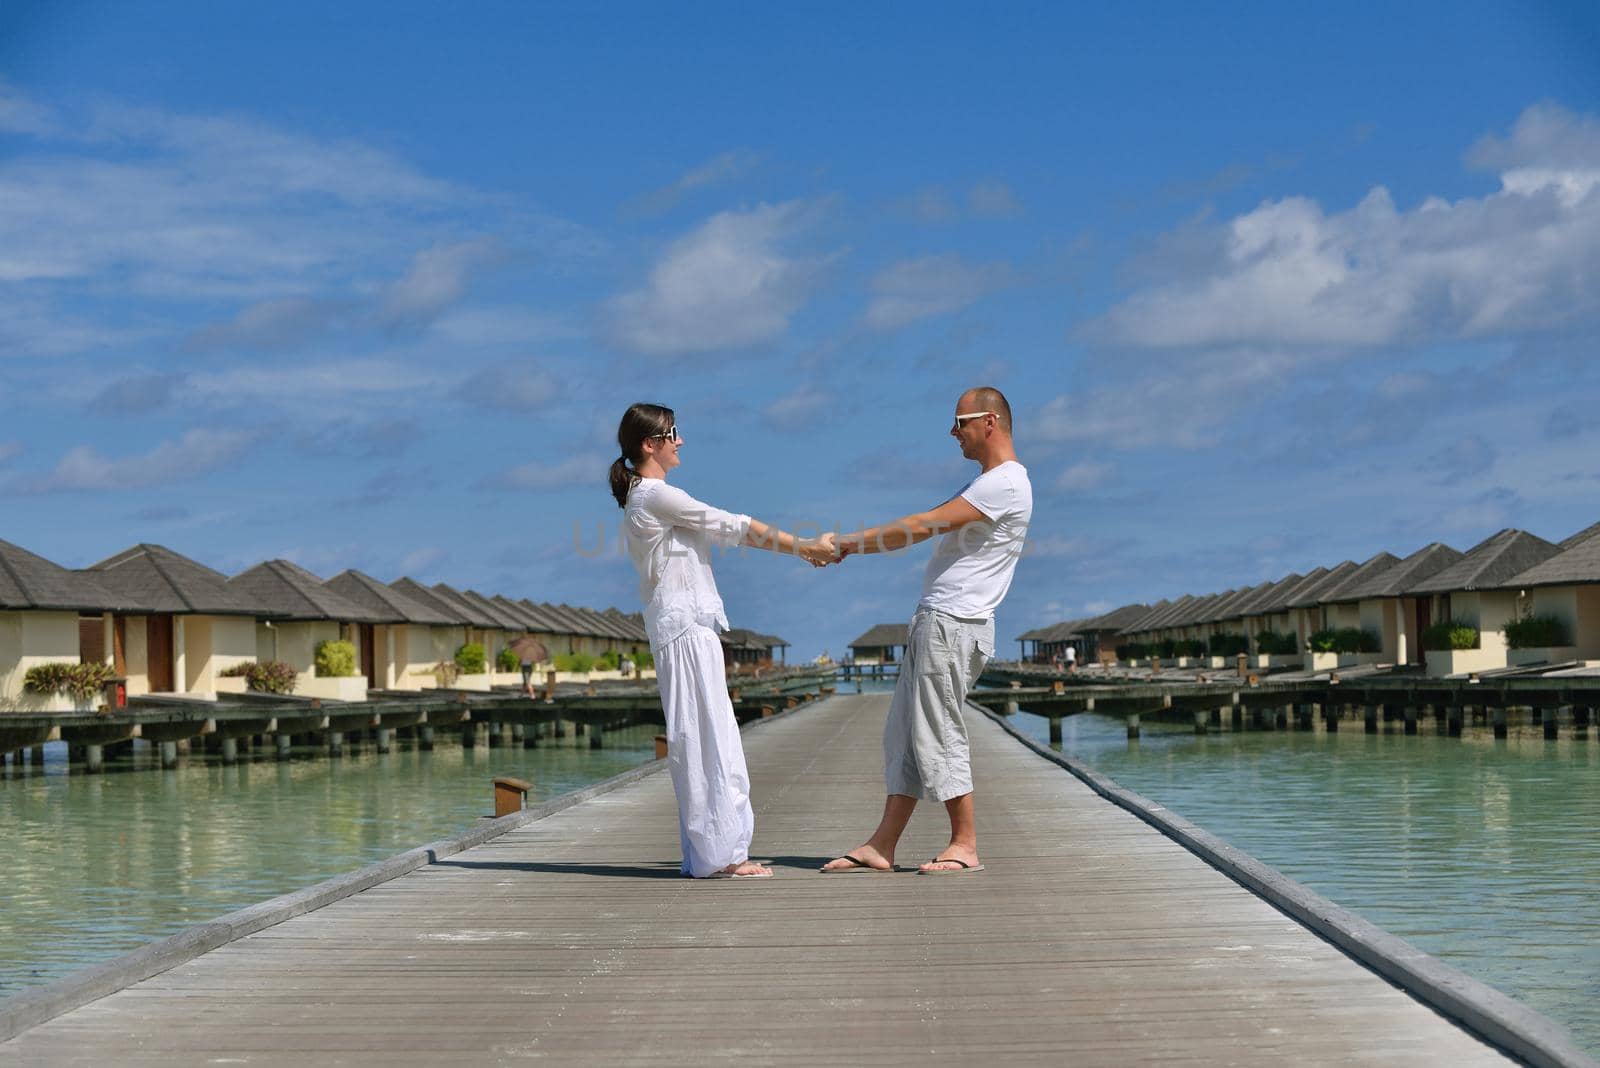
[837,496,987,557]
[745,519,835,566]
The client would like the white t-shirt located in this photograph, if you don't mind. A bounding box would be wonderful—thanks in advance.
[918,460,1032,621]
[1065,646,1077,663]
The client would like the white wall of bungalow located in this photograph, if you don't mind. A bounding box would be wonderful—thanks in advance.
[0,611,88,711]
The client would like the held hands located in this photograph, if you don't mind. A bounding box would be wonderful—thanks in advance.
[798,532,844,568]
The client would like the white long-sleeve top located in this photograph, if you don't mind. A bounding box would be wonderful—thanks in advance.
[623,477,752,648]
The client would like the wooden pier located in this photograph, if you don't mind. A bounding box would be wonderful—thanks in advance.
[3,693,1581,1065]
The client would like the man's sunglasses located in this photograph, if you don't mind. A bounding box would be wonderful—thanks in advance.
[951,411,995,432]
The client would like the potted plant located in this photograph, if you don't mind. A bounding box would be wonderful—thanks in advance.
[1504,614,1576,667]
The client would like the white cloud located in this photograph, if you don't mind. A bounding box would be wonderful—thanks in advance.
[377,237,505,330]
[896,186,957,223]
[1036,350,1297,449]
[493,452,610,491]
[969,180,1022,218]
[1055,460,1118,492]
[0,441,20,466]
[763,385,833,430]
[20,429,254,492]
[864,254,1013,330]
[454,363,560,410]
[185,359,436,403]
[605,201,829,353]
[1094,103,1600,350]
[628,150,763,216]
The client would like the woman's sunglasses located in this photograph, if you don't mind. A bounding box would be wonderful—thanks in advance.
[650,425,682,443]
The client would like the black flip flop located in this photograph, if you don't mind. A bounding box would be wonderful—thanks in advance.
[917,856,985,874]
[819,853,893,873]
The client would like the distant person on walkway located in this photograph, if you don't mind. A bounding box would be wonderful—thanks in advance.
[1065,644,1077,673]
[611,403,834,879]
[820,386,1032,874]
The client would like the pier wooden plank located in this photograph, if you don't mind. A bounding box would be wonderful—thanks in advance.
[1,694,1510,1066]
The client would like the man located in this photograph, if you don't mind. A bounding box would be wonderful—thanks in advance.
[820,386,1032,874]
[1065,643,1077,673]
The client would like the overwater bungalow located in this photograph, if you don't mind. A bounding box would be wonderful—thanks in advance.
[422,582,507,659]
[601,607,651,656]
[388,578,474,668]
[227,561,390,700]
[720,628,790,669]
[849,623,909,666]
[1406,528,1561,677]
[0,539,124,712]
[87,544,263,697]
[1016,620,1080,663]
[1498,524,1600,665]
[1121,595,1195,645]
[1323,543,1463,667]
[324,570,462,690]
[1296,552,1402,670]
[458,588,531,661]
[1240,568,1328,653]
[1075,604,1149,663]
[1283,561,1359,652]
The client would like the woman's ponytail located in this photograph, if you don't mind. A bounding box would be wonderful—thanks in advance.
[609,456,636,509]
[610,402,675,508]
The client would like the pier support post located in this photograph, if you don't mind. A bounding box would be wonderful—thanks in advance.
[1274,704,1289,730]
[160,741,178,769]
[1547,707,1565,741]
[1493,706,1508,740]
[1126,712,1140,740]
[1447,706,1463,737]
[419,726,435,751]
[1574,707,1591,739]
[1404,706,1418,735]
[1295,704,1313,731]
[488,722,504,747]
[275,733,292,760]
[553,719,567,738]
[461,722,476,748]
[1193,708,1207,734]
[326,732,343,758]
[377,728,393,754]
[589,721,603,750]
[1048,716,1063,745]
[31,745,45,767]
[1323,704,1338,733]
[511,723,524,745]
[1250,704,1267,730]
[220,737,238,766]
[574,722,587,737]
[1364,705,1378,734]
[84,744,104,774]
[523,726,539,749]
[1229,701,1241,730]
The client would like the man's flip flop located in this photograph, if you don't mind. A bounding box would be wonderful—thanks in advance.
[917,857,985,874]
[819,853,894,874]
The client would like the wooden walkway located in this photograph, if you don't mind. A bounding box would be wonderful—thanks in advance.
[2,694,1515,1065]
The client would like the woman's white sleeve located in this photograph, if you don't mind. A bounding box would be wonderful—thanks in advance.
[644,483,752,549]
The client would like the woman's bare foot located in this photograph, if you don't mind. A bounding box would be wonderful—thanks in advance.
[719,860,772,877]
[820,845,893,872]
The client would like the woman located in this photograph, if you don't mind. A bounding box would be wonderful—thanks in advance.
[610,402,832,879]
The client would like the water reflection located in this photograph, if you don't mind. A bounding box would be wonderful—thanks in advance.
[0,727,659,997]
[1008,711,1600,1054]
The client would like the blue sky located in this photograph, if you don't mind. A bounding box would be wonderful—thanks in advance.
[2,2,1598,659]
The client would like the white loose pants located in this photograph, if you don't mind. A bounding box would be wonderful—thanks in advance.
[654,624,755,877]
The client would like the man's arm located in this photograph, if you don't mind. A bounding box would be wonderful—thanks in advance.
[837,496,988,557]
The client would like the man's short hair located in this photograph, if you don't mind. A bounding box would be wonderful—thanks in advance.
[966,386,1013,433]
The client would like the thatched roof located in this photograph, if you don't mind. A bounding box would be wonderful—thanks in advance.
[1168,589,1236,627]
[1115,599,1170,634]
[325,570,459,626]
[1125,595,1196,633]
[389,578,476,625]
[850,623,909,649]
[1559,520,1600,551]
[1286,561,1359,608]
[1232,573,1304,618]
[426,583,506,628]
[1317,552,1401,605]
[1501,527,1600,588]
[1250,567,1331,615]
[602,607,650,642]
[1203,582,1272,624]
[90,544,264,617]
[1407,529,1560,594]
[721,628,789,651]
[1079,604,1150,633]
[0,539,121,612]
[1338,543,1462,600]
[228,560,387,623]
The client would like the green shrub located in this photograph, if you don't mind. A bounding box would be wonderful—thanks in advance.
[314,639,358,678]
[432,660,460,687]
[1114,643,1147,661]
[596,650,620,670]
[1504,615,1570,650]
[1422,620,1479,651]
[1307,629,1339,653]
[632,650,654,669]
[24,661,113,702]
[1156,639,1177,660]
[1207,633,1248,658]
[496,647,521,672]
[1255,630,1297,655]
[454,642,486,674]
[554,652,595,673]
[1174,639,1205,658]
[222,659,298,694]
[1325,627,1379,654]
